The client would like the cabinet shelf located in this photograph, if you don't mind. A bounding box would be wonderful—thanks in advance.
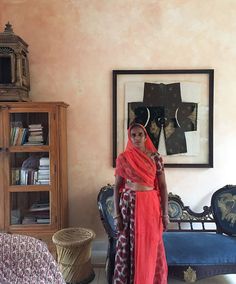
[9,145,50,152]
[9,185,52,192]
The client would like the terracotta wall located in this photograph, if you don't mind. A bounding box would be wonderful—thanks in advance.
[1,0,236,239]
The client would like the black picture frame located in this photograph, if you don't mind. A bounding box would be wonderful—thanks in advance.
[112,69,214,168]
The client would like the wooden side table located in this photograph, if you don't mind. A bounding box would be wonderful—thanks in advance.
[52,227,96,284]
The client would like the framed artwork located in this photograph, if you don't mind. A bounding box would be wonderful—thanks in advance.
[112,69,214,168]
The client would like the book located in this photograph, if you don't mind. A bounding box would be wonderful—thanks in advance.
[38,175,50,181]
[10,127,15,145]
[36,218,50,224]
[22,216,37,224]
[30,211,50,218]
[13,127,20,145]
[20,169,28,185]
[21,128,28,145]
[28,129,43,132]
[38,169,50,174]
[28,137,43,143]
[27,170,38,185]
[36,180,50,185]
[15,127,24,145]
[30,131,43,136]
[11,168,21,185]
[29,202,50,212]
[38,169,50,175]
[23,142,44,145]
[38,165,50,169]
[28,124,43,129]
[39,157,50,166]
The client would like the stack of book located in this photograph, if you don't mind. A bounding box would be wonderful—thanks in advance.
[37,157,50,185]
[20,169,38,185]
[24,123,44,145]
[22,201,50,224]
[22,215,37,224]
[29,201,50,224]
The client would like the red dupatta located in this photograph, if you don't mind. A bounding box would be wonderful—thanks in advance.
[115,124,157,187]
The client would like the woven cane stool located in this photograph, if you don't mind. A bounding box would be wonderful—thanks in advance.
[52,227,96,284]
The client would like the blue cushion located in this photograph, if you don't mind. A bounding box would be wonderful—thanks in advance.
[163,232,236,265]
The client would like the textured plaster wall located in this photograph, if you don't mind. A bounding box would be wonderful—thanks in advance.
[1,0,236,239]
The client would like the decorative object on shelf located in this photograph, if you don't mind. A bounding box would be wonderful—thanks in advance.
[0,22,30,101]
[112,69,214,168]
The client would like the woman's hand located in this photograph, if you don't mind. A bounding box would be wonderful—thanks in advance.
[114,215,124,232]
[162,215,170,231]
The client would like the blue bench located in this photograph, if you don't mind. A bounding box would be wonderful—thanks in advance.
[164,186,236,282]
[98,184,236,283]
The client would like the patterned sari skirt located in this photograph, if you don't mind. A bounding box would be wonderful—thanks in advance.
[113,187,167,284]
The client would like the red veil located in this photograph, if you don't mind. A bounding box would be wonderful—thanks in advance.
[115,123,157,187]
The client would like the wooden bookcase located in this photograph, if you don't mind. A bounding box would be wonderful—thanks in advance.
[0,101,68,255]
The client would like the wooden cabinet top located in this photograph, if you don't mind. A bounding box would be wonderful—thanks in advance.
[0,102,69,108]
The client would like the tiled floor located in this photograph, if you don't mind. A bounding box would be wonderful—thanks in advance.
[90,267,236,284]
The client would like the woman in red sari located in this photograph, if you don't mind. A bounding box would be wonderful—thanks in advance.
[113,123,169,284]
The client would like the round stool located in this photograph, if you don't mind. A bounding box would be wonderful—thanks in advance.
[52,227,96,284]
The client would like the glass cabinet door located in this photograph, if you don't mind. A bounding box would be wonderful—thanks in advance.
[10,191,50,225]
[0,102,67,236]
[6,109,55,228]
[10,152,50,186]
[10,112,49,146]
[0,108,5,230]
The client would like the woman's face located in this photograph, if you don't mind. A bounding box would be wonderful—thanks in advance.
[130,126,146,150]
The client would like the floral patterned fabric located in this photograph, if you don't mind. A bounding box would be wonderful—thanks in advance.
[0,233,65,284]
[113,188,168,284]
[114,188,135,283]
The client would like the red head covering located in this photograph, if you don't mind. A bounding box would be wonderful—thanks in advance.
[115,123,157,187]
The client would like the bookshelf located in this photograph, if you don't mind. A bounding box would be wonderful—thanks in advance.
[0,102,68,255]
